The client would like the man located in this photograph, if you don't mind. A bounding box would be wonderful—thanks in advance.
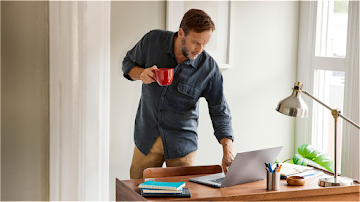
[122,9,234,179]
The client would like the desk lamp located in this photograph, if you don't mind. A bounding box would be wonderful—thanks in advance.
[276,81,360,187]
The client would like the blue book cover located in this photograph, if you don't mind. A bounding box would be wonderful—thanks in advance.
[138,180,185,190]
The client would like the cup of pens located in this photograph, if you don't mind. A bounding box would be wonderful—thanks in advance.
[265,163,281,191]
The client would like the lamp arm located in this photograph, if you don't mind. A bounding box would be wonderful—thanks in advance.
[302,91,333,111]
[339,114,360,129]
[303,90,360,129]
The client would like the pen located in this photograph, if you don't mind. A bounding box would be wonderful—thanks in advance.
[268,163,273,172]
[275,163,279,172]
[274,163,279,172]
[277,165,282,172]
[264,162,270,172]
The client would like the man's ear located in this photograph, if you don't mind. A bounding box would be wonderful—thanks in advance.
[178,28,184,38]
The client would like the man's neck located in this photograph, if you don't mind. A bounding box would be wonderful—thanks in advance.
[173,35,188,64]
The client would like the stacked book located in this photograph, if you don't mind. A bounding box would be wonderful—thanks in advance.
[138,180,191,197]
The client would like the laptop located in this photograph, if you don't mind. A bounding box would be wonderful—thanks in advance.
[190,146,283,188]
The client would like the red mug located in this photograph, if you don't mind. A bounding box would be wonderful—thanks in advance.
[154,68,174,86]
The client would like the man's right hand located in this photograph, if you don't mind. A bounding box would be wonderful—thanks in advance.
[128,65,158,84]
[140,65,158,84]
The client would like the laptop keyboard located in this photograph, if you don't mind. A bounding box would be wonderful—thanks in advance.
[209,177,224,184]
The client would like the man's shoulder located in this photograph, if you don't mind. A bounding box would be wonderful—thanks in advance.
[201,50,216,64]
[141,29,174,48]
[147,29,174,38]
[198,50,219,72]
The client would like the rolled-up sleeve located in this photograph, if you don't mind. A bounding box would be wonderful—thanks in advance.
[122,31,150,81]
[204,69,234,143]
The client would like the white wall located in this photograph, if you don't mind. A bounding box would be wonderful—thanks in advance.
[110,1,166,200]
[110,1,299,200]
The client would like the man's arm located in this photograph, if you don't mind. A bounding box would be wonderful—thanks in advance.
[128,65,158,84]
[203,67,234,174]
[221,137,235,174]
[122,30,155,81]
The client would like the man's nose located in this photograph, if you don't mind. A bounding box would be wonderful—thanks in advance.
[196,44,204,53]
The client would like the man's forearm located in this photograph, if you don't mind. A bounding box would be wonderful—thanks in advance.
[220,137,233,153]
[220,137,234,173]
[128,66,144,80]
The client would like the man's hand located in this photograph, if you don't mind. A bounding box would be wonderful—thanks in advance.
[220,138,235,174]
[140,65,158,84]
[128,65,158,84]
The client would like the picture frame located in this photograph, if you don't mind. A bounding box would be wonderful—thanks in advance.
[166,1,233,69]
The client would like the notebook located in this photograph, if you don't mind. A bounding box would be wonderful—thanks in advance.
[279,163,313,177]
[142,188,183,194]
[190,146,283,188]
[141,187,191,197]
[138,180,185,191]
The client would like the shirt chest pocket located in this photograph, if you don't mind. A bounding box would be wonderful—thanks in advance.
[166,82,202,111]
[177,82,201,98]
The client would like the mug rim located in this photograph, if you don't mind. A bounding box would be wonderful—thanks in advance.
[155,68,174,71]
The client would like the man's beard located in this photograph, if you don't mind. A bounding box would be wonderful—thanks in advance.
[181,37,197,60]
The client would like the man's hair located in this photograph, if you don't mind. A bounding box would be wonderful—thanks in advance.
[180,9,215,36]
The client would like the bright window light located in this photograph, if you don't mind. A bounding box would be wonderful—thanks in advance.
[315,0,349,58]
[312,70,345,170]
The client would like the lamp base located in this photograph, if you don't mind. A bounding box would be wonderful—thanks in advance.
[318,176,353,187]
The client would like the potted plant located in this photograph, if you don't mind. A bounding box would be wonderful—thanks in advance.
[282,144,334,172]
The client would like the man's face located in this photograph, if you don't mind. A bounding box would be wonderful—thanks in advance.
[180,29,212,60]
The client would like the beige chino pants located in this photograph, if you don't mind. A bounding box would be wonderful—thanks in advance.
[130,135,197,179]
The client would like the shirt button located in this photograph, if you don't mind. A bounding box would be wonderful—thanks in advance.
[159,123,162,126]
[160,109,163,112]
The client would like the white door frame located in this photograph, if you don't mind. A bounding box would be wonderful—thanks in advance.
[49,1,110,200]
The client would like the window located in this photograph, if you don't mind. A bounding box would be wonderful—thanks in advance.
[312,0,349,170]
[296,0,351,171]
[298,0,359,178]
[312,70,345,165]
[315,0,349,58]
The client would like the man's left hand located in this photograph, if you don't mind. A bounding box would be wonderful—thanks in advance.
[220,138,235,174]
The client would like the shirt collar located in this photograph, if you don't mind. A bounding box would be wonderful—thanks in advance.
[162,32,177,56]
[162,31,200,69]
[185,57,200,69]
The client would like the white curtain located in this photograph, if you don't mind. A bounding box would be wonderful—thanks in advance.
[341,1,360,180]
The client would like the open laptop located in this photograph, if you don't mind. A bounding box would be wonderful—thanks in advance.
[190,146,283,188]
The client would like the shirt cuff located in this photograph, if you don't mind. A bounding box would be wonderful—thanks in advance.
[123,73,134,81]
[122,60,137,81]
[214,129,234,144]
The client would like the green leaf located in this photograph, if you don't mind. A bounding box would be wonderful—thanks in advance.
[282,158,293,163]
[292,144,334,172]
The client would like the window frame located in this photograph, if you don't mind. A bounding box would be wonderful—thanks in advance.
[311,0,347,162]
[297,0,359,178]
[297,1,347,149]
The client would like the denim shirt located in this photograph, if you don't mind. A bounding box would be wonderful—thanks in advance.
[122,29,233,160]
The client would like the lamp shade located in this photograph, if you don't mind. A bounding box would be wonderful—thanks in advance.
[276,87,309,118]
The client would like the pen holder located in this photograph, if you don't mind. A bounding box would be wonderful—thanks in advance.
[266,171,280,190]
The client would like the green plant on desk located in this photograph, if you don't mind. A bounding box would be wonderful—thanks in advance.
[282,144,334,172]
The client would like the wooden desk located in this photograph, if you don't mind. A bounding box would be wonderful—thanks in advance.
[117,174,360,201]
